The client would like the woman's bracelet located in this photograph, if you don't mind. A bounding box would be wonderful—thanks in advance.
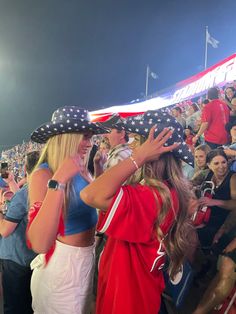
[130,156,139,170]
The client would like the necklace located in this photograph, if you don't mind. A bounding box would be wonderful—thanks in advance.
[213,171,229,189]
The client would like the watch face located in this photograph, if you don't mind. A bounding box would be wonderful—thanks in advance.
[48,180,58,189]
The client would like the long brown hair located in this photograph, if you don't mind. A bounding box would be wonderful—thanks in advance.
[132,152,194,278]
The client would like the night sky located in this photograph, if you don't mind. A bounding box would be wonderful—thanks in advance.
[0,0,235,149]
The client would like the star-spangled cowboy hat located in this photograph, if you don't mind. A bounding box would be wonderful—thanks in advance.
[115,109,194,166]
[31,106,109,144]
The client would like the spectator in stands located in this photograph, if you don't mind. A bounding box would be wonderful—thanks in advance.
[191,144,211,186]
[203,99,210,105]
[194,144,211,172]
[81,110,195,314]
[91,139,110,176]
[27,106,107,314]
[184,126,195,152]
[94,114,132,177]
[171,106,186,128]
[186,102,201,132]
[225,86,236,109]
[227,97,236,125]
[192,87,230,149]
[196,149,236,249]
[224,120,236,159]
[0,151,40,314]
[193,221,236,314]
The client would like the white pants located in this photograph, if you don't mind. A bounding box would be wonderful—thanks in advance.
[31,240,95,314]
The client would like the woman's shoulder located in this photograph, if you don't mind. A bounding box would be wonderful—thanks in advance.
[30,166,52,184]
[122,183,156,198]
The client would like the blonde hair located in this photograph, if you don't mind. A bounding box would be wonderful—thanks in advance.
[194,144,211,172]
[130,152,194,278]
[34,133,90,215]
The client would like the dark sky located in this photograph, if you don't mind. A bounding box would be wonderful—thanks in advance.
[0,0,235,149]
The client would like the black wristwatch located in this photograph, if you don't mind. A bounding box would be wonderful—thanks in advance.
[47,179,66,191]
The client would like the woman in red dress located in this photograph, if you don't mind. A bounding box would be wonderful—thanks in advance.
[81,110,195,314]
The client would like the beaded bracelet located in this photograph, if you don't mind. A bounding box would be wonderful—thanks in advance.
[130,156,139,170]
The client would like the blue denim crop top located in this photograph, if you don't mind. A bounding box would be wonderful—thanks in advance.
[39,163,98,235]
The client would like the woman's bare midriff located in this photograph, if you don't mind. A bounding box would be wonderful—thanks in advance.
[57,227,95,247]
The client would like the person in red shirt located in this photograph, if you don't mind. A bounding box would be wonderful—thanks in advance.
[184,126,195,152]
[193,87,230,149]
[80,110,195,314]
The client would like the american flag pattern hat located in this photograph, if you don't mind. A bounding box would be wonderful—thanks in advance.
[116,109,194,166]
[31,106,108,144]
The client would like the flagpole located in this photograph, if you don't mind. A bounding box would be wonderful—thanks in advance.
[145,65,149,98]
[204,26,208,70]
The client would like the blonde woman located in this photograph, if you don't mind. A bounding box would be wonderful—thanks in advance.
[81,110,195,314]
[191,144,211,185]
[27,106,107,314]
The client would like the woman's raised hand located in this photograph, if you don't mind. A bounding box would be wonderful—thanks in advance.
[134,126,180,163]
[53,154,85,184]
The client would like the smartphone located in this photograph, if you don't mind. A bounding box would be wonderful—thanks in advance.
[1,162,8,179]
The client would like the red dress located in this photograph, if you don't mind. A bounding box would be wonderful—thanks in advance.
[96,183,179,314]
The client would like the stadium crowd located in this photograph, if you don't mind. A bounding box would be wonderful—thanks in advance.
[0,84,236,313]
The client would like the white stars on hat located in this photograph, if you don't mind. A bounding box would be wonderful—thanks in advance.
[31,106,107,144]
[118,110,194,166]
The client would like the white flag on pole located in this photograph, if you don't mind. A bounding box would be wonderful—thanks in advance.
[206,30,219,48]
[149,68,159,79]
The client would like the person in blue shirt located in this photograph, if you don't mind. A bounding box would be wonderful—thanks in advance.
[0,151,40,314]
